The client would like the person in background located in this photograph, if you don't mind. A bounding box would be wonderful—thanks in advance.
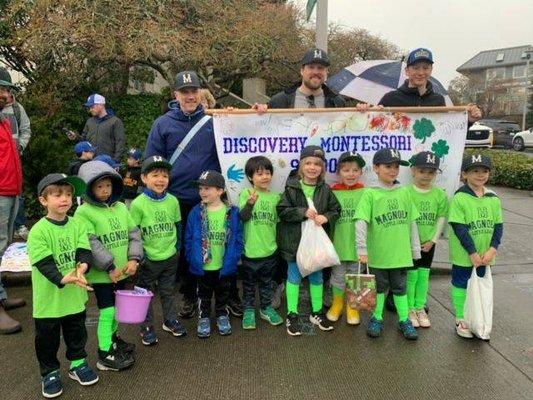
[121,147,143,208]
[68,141,97,176]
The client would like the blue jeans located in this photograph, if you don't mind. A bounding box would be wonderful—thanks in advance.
[451,265,487,289]
[14,195,27,229]
[287,261,323,285]
[0,195,19,301]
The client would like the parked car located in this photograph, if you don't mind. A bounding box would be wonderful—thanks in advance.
[473,119,521,148]
[512,127,533,151]
[466,124,493,148]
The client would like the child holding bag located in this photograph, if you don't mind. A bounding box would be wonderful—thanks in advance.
[277,145,341,336]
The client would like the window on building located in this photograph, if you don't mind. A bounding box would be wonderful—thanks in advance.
[496,53,505,62]
[486,68,505,80]
[513,65,526,78]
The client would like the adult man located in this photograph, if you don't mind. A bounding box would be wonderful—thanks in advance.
[145,71,242,319]
[268,48,345,109]
[72,93,126,162]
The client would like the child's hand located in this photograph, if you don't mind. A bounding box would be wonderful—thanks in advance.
[109,268,123,283]
[123,260,139,276]
[314,215,328,226]
[247,190,258,205]
[359,255,368,265]
[305,208,317,220]
[61,269,93,291]
[76,262,88,275]
[421,241,435,252]
[469,252,483,268]
[481,247,497,266]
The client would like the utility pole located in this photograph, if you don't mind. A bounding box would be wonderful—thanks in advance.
[316,0,328,52]
[521,49,532,130]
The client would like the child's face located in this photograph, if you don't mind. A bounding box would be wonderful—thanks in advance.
[300,157,323,182]
[462,166,490,188]
[373,163,400,185]
[39,185,73,217]
[199,185,224,205]
[251,167,272,191]
[92,177,113,202]
[142,168,169,195]
[338,161,363,186]
[80,151,95,160]
[127,157,140,167]
[411,167,437,188]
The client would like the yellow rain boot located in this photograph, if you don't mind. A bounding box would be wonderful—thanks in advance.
[346,305,360,325]
[326,293,344,322]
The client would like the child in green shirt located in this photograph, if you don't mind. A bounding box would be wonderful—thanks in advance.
[355,148,421,340]
[239,156,283,330]
[448,154,503,339]
[75,160,143,372]
[28,173,98,398]
[406,151,448,329]
[130,156,185,345]
[327,151,366,326]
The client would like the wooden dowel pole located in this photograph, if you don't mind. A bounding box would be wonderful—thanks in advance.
[206,106,469,115]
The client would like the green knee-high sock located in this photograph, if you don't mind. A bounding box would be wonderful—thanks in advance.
[286,282,300,314]
[332,286,344,297]
[373,293,386,321]
[70,359,86,369]
[406,270,418,310]
[97,306,115,352]
[310,283,323,313]
[451,286,467,319]
[393,294,409,322]
[111,314,119,334]
[414,268,431,310]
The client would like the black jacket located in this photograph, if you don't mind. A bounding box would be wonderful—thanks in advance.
[277,177,341,261]
[268,84,346,109]
[67,158,90,176]
[121,166,142,200]
[379,80,445,107]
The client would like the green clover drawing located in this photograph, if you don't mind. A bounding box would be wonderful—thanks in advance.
[413,118,436,144]
[431,139,450,159]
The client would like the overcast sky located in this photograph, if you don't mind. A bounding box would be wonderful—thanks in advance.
[301,0,533,87]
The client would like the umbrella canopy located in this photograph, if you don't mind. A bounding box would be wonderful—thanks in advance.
[327,60,453,106]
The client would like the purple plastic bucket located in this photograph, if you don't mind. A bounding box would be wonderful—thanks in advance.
[115,290,154,324]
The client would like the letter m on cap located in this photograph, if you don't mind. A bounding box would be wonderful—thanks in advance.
[199,171,209,180]
[390,149,400,158]
[426,154,436,164]
[153,156,163,162]
[314,49,322,58]
[472,154,482,163]
[182,73,192,84]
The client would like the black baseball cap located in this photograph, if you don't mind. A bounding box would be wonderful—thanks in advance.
[410,151,441,170]
[301,48,330,67]
[38,173,86,197]
[142,155,172,174]
[373,148,409,166]
[175,70,201,90]
[300,145,326,161]
[191,170,225,189]
[338,151,366,169]
[461,154,492,172]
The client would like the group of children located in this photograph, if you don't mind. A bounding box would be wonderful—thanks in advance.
[27,143,503,398]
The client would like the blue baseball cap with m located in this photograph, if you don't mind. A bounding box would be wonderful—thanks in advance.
[406,48,434,66]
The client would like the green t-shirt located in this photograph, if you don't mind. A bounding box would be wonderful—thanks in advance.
[301,182,316,200]
[407,185,449,243]
[448,190,503,267]
[239,188,279,258]
[355,186,420,269]
[27,217,90,318]
[204,206,228,271]
[74,201,136,283]
[130,193,181,261]
[333,188,365,261]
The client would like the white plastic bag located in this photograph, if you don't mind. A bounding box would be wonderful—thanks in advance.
[296,198,340,277]
[464,266,493,340]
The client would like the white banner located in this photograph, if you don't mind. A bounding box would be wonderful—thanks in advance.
[213,110,468,204]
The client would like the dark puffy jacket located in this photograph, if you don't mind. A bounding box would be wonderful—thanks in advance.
[0,116,22,196]
[268,84,346,109]
[81,109,126,161]
[378,80,445,107]
[277,177,341,261]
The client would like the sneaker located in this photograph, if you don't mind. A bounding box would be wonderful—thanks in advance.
[163,319,187,337]
[217,315,232,335]
[259,306,283,326]
[416,309,431,328]
[309,310,334,331]
[455,319,474,339]
[398,320,419,340]
[242,309,256,330]
[68,363,99,386]
[408,310,420,328]
[178,298,197,319]
[112,333,136,354]
[366,317,384,338]
[14,225,29,240]
[41,370,62,398]
[271,282,284,310]
[140,326,158,346]
[227,298,243,317]
[197,317,211,338]
[286,312,302,336]
[96,348,135,371]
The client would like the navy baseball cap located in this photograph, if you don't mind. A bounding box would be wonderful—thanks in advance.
[373,148,409,166]
[84,93,106,107]
[38,173,86,197]
[94,154,121,169]
[410,151,441,170]
[191,170,225,189]
[406,48,434,66]
[74,141,97,155]
[0,67,17,89]
[338,151,366,168]
[127,147,143,161]
[300,145,326,161]
[175,71,201,90]
[461,154,492,172]
[301,48,330,67]
[141,155,172,174]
